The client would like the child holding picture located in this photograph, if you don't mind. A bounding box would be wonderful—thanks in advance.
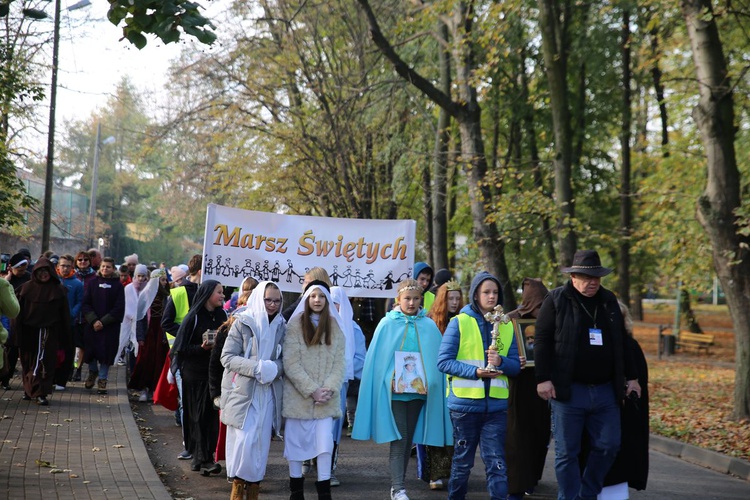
[352,279,451,500]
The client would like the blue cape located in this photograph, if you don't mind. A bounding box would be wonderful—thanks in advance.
[352,308,452,445]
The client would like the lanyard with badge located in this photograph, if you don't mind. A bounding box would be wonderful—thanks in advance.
[578,299,603,346]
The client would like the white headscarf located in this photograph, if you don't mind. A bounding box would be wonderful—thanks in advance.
[116,268,165,363]
[133,264,149,292]
[136,269,165,321]
[331,286,356,380]
[288,284,348,343]
[238,281,284,361]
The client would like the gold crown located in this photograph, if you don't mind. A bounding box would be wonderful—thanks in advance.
[445,279,461,291]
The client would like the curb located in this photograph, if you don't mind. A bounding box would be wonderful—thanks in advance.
[650,434,750,482]
[113,367,174,500]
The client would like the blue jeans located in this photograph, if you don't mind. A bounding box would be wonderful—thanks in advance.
[448,410,508,500]
[88,361,109,380]
[551,382,621,500]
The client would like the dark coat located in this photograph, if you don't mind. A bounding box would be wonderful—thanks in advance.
[82,275,125,365]
[604,336,649,489]
[208,322,231,401]
[13,258,71,397]
[506,278,551,495]
[534,281,636,401]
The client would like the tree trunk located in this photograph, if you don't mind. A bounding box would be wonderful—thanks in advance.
[643,5,670,157]
[355,0,514,304]
[618,8,632,309]
[631,286,643,322]
[679,288,702,334]
[431,20,451,271]
[451,2,515,310]
[537,0,576,266]
[519,46,556,267]
[422,157,434,260]
[681,0,750,420]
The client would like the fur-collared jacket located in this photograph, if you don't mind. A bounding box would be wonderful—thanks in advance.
[282,316,346,420]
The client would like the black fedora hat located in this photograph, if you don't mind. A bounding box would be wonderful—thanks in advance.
[561,250,613,277]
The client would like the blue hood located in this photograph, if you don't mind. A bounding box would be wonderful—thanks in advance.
[413,262,434,281]
[468,271,502,314]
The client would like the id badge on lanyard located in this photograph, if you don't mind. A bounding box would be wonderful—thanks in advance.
[589,328,603,346]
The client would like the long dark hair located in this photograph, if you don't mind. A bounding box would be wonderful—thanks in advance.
[301,290,332,346]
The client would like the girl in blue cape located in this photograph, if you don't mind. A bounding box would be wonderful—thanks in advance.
[352,279,451,500]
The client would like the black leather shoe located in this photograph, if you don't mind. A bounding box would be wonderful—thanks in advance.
[190,461,201,472]
[37,396,49,406]
[22,393,31,401]
[201,462,222,476]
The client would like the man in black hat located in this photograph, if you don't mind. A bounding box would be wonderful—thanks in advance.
[534,250,640,500]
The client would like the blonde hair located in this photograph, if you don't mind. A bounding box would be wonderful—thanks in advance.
[305,267,331,286]
[397,278,422,297]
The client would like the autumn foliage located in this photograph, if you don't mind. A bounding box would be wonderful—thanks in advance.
[636,309,750,461]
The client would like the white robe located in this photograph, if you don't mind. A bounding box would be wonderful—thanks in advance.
[225,385,275,482]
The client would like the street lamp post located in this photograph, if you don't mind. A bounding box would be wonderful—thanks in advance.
[40,0,92,252]
[40,0,61,252]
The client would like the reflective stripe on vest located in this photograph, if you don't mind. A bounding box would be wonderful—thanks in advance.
[167,286,190,348]
[449,313,513,399]
[423,291,435,312]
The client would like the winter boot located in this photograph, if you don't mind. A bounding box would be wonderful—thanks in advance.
[84,370,98,389]
[289,476,305,500]
[230,478,246,500]
[315,479,332,500]
[246,481,260,500]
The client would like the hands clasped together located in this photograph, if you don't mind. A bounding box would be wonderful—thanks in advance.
[312,387,334,405]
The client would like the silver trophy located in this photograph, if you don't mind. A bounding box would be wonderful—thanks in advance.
[483,305,510,372]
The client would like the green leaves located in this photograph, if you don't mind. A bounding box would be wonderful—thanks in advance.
[21,8,48,20]
[107,0,216,49]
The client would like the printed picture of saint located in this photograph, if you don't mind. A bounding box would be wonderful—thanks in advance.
[396,353,426,394]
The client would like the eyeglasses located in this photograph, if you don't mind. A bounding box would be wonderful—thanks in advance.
[77,258,89,262]
[572,274,600,283]
[264,298,281,305]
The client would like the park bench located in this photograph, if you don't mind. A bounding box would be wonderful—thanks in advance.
[675,332,715,353]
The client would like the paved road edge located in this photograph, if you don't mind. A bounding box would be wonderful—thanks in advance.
[114,373,174,500]
[650,434,750,481]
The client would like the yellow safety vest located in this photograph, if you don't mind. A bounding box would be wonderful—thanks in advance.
[167,286,190,347]
[423,291,435,312]
[448,313,513,399]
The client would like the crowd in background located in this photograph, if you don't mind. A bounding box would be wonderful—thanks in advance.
[0,247,649,500]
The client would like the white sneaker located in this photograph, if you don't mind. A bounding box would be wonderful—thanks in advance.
[429,478,444,490]
[53,385,65,391]
[390,488,409,500]
[138,390,148,402]
[329,473,340,487]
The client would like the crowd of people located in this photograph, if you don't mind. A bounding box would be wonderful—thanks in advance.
[0,246,648,500]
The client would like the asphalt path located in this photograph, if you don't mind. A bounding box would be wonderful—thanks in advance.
[133,400,750,499]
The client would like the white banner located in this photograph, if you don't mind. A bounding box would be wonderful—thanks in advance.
[201,204,416,298]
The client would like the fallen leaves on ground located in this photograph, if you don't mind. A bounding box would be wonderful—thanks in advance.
[647,360,750,460]
[635,314,750,462]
